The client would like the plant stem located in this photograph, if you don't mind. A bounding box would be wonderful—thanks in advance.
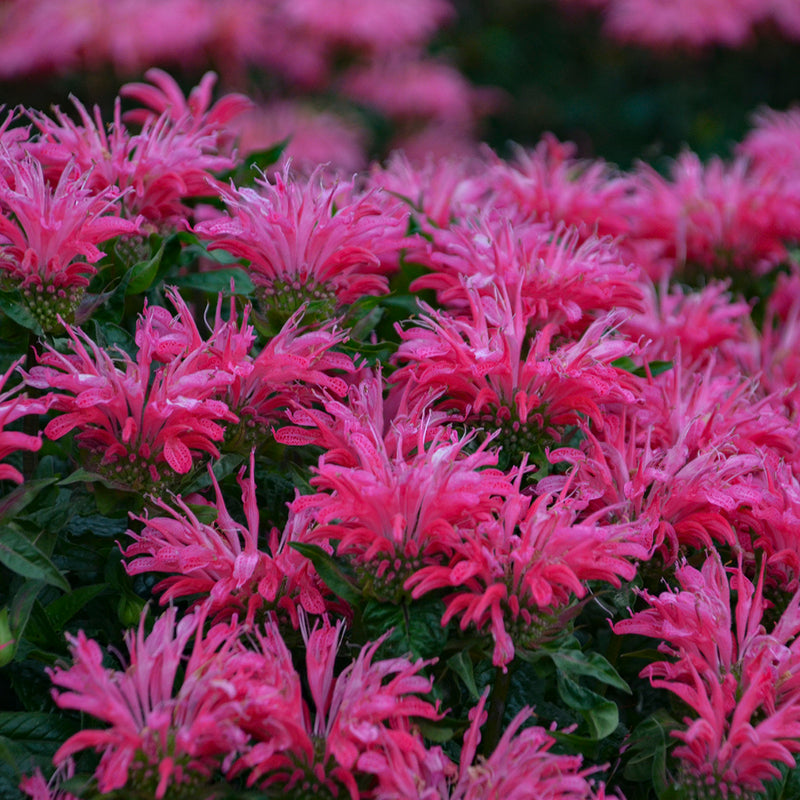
[483,663,512,754]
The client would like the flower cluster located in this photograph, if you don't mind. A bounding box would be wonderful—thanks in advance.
[9,69,800,800]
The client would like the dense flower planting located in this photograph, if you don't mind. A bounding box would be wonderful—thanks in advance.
[2,62,800,800]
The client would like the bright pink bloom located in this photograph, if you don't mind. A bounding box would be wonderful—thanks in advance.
[622,278,752,368]
[376,689,620,799]
[288,381,512,600]
[392,286,642,470]
[409,214,644,326]
[232,616,441,798]
[30,72,248,224]
[0,153,138,328]
[120,68,252,138]
[487,135,637,242]
[369,150,491,230]
[0,358,49,485]
[50,606,249,798]
[628,151,799,279]
[614,552,800,794]
[123,452,328,625]
[225,305,355,448]
[194,169,409,319]
[408,482,652,667]
[25,295,238,492]
[20,762,78,800]
[739,106,800,174]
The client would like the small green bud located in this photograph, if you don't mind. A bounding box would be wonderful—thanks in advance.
[0,608,17,667]
[117,594,146,628]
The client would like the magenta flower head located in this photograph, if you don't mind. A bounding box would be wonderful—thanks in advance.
[0,153,139,329]
[194,168,409,328]
[25,294,238,494]
[393,284,642,471]
[614,552,800,795]
[123,451,328,626]
[30,71,250,226]
[0,358,49,485]
[408,476,653,668]
[232,614,441,798]
[49,605,249,799]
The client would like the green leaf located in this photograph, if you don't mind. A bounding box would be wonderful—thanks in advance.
[216,138,290,185]
[24,601,62,650]
[556,672,619,740]
[361,597,448,660]
[0,479,58,522]
[545,639,630,692]
[0,712,79,749]
[8,580,45,646]
[612,357,673,378]
[184,454,245,493]
[622,711,679,790]
[125,241,165,295]
[0,292,43,336]
[172,268,255,296]
[45,584,106,630]
[184,502,219,526]
[447,650,481,702]
[0,525,69,591]
[289,542,362,606]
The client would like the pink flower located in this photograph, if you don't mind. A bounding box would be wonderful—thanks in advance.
[408,482,652,667]
[20,762,78,800]
[342,58,485,125]
[194,168,409,323]
[392,286,642,470]
[30,72,248,224]
[487,135,637,242]
[739,106,800,174]
[25,294,238,492]
[449,690,618,800]
[0,358,49,485]
[123,452,328,625]
[628,152,799,279]
[375,689,620,799]
[0,153,139,329]
[614,552,800,793]
[224,304,355,449]
[0,0,213,77]
[50,606,249,799]
[408,213,644,326]
[233,100,368,175]
[280,0,454,53]
[296,412,512,601]
[233,616,441,798]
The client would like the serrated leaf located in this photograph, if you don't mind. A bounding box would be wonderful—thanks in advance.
[0,293,43,335]
[0,479,58,522]
[290,542,361,606]
[556,672,619,739]
[0,712,79,746]
[126,241,165,295]
[45,584,106,630]
[447,650,481,701]
[172,268,255,296]
[0,525,69,591]
[546,640,630,693]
